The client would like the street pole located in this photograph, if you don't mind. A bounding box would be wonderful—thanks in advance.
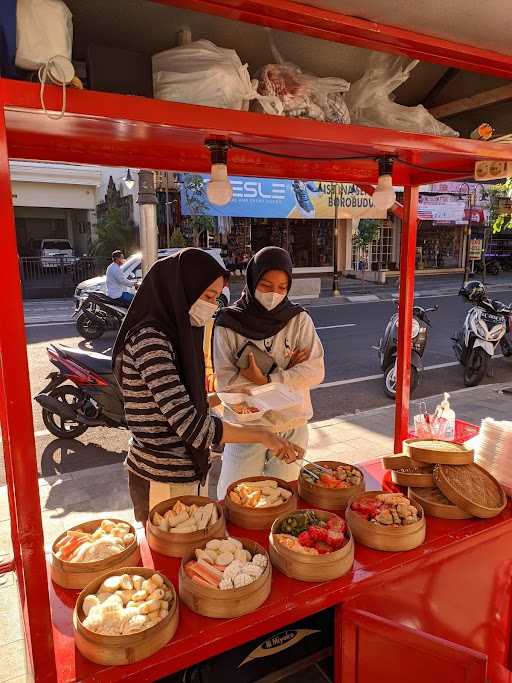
[137,170,158,276]
[332,183,341,296]
[165,171,171,249]
[463,194,474,285]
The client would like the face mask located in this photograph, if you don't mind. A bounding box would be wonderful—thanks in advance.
[255,290,286,311]
[189,298,217,327]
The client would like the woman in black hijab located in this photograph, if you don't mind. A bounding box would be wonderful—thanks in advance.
[113,248,302,523]
[214,247,325,499]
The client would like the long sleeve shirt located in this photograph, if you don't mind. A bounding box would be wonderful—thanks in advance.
[213,311,325,432]
[122,326,222,483]
[106,262,133,299]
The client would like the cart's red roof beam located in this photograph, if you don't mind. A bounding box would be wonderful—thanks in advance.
[154,0,512,80]
[3,80,512,186]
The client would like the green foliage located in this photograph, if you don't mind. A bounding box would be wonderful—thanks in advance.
[490,178,512,233]
[353,220,380,250]
[182,173,216,246]
[168,229,187,248]
[92,207,138,258]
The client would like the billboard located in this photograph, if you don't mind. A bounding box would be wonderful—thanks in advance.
[179,174,386,219]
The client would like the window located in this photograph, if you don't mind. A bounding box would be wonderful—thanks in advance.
[352,225,393,269]
[42,240,72,250]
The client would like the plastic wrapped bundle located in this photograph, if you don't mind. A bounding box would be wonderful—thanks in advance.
[153,40,282,114]
[255,62,350,124]
[345,52,459,137]
[15,0,73,71]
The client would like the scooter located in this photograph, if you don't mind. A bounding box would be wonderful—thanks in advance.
[35,343,126,439]
[74,291,129,341]
[452,289,511,387]
[377,303,438,398]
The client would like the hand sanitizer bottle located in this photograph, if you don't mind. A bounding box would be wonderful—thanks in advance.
[438,392,456,440]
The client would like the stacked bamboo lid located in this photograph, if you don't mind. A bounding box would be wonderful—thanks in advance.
[385,438,507,520]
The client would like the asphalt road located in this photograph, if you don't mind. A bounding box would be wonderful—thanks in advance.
[5,289,512,485]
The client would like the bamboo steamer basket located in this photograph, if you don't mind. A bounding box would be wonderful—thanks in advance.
[383,454,435,488]
[345,491,426,552]
[179,538,271,618]
[73,567,178,665]
[147,496,225,558]
[408,487,472,520]
[403,438,474,465]
[298,461,365,511]
[269,509,354,582]
[225,476,297,530]
[51,519,140,590]
[433,463,507,518]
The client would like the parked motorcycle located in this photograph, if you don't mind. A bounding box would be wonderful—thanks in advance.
[74,291,129,340]
[452,280,512,387]
[35,344,125,439]
[377,303,438,399]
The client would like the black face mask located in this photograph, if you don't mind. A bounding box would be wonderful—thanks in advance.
[215,246,304,340]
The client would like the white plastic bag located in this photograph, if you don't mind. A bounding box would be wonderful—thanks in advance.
[345,52,459,137]
[16,0,73,71]
[152,40,282,114]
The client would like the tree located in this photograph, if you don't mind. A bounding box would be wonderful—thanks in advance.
[352,219,380,289]
[490,178,512,233]
[168,229,187,248]
[92,207,138,259]
[182,173,216,247]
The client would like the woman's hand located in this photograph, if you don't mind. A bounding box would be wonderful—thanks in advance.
[240,353,268,386]
[261,432,304,463]
[287,348,310,369]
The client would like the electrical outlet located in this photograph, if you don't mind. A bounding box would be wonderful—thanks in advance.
[474,160,512,181]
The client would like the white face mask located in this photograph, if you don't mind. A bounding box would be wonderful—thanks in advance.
[189,298,217,327]
[255,290,286,311]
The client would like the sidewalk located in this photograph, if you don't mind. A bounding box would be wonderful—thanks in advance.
[1,382,512,681]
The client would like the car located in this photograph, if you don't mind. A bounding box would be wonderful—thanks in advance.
[26,238,76,268]
[74,248,231,307]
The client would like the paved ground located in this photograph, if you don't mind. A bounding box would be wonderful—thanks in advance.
[2,382,511,682]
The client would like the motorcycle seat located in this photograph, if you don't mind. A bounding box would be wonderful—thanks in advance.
[54,344,113,375]
[88,292,130,308]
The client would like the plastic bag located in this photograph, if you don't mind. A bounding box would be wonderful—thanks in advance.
[345,52,458,137]
[15,0,73,71]
[152,40,282,114]
[255,62,350,123]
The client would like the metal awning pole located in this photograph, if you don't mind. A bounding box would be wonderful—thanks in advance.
[0,105,57,681]
[137,170,159,276]
[394,186,419,453]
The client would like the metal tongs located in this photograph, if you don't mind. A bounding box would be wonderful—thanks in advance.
[299,457,332,481]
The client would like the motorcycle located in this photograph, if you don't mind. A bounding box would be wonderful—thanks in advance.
[377,303,438,399]
[35,343,125,439]
[453,282,512,386]
[74,291,129,340]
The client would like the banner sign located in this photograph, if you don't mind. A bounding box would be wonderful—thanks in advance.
[469,238,483,260]
[418,194,466,222]
[179,174,386,219]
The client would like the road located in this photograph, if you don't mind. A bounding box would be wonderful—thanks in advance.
[4,289,512,485]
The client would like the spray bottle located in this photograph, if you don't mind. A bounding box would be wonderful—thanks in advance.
[435,392,456,440]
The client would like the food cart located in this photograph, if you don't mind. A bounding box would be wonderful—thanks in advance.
[1,1,512,681]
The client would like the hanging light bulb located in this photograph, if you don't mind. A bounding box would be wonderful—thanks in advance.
[123,169,135,190]
[206,141,233,206]
[372,157,396,210]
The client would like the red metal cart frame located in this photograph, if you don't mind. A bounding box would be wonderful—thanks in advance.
[1,2,511,680]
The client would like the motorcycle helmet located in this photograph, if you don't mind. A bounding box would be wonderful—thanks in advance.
[459,280,486,304]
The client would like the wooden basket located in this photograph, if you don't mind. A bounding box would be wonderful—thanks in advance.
[433,463,507,518]
[51,519,140,590]
[147,496,225,558]
[73,567,178,665]
[269,509,354,582]
[391,468,435,488]
[403,438,474,465]
[298,461,365,511]
[408,487,472,520]
[225,476,297,530]
[179,538,271,618]
[345,491,426,552]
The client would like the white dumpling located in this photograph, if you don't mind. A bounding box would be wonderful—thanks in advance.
[252,554,268,569]
[243,563,264,578]
[83,594,99,617]
[233,573,254,588]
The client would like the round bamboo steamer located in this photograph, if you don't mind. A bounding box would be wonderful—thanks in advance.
[403,438,474,465]
[345,491,426,552]
[179,538,271,619]
[408,487,472,520]
[51,519,140,590]
[147,496,225,558]
[225,476,297,530]
[391,468,435,488]
[73,567,178,665]
[433,463,507,518]
[298,461,365,511]
[269,509,354,582]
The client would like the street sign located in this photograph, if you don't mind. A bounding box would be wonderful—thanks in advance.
[469,238,483,260]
